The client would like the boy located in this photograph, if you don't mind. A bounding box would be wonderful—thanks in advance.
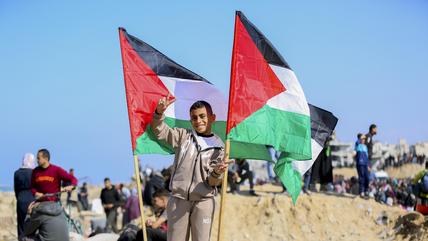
[150,95,228,241]
[137,188,170,241]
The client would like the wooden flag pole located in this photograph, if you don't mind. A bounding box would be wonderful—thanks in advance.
[119,28,147,241]
[217,139,230,241]
[133,155,148,241]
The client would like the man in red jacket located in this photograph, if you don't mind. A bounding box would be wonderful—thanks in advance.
[31,149,77,201]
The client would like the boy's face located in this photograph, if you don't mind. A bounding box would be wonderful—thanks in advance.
[190,107,216,135]
[153,196,168,209]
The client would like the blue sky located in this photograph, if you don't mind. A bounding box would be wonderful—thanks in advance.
[1,1,427,187]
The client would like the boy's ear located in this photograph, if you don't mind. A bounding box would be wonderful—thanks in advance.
[210,113,216,122]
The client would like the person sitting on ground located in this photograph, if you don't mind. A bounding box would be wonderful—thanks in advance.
[228,159,258,196]
[124,189,141,223]
[24,148,77,241]
[160,166,173,191]
[143,171,165,207]
[136,188,170,241]
[412,162,428,207]
[118,183,131,227]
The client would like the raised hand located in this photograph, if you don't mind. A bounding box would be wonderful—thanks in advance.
[156,93,176,115]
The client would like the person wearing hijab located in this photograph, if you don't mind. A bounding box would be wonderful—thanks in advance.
[14,153,36,240]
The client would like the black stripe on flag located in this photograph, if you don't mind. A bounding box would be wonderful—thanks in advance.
[236,11,291,70]
[120,28,208,82]
[308,104,338,147]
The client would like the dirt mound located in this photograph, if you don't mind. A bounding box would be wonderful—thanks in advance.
[0,192,17,241]
[1,184,427,241]
[209,187,407,241]
[393,212,428,241]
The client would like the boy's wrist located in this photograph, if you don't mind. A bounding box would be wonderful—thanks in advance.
[211,170,222,178]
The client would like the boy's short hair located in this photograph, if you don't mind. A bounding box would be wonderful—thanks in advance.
[104,177,110,182]
[190,100,213,115]
[153,188,170,199]
[369,124,377,131]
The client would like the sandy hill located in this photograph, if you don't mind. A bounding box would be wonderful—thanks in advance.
[1,183,427,241]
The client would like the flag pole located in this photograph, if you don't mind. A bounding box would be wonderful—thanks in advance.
[118,27,148,241]
[133,155,148,241]
[217,139,230,241]
[217,11,240,241]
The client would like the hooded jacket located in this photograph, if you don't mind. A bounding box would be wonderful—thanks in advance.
[23,202,69,241]
[150,112,224,201]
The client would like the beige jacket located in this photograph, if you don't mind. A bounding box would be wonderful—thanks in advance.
[150,112,225,201]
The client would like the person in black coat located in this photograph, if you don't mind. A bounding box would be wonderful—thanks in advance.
[14,153,36,240]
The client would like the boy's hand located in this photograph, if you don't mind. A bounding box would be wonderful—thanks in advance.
[213,160,232,175]
[27,201,39,215]
[146,219,153,227]
[34,192,43,199]
[156,93,176,115]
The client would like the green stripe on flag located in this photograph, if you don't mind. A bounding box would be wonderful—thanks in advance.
[230,141,273,161]
[274,157,303,204]
[134,117,227,155]
[228,105,311,160]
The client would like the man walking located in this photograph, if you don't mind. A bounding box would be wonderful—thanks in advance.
[100,177,121,233]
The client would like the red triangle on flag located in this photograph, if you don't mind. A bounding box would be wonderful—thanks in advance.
[119,29,173,151]
[227,14,286,134]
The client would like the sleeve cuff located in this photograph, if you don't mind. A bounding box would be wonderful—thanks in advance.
[211,171,223,179]
[153,111,165,120]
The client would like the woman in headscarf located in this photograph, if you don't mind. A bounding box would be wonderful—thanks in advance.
[124,188,141,223]
[14,153,35,240]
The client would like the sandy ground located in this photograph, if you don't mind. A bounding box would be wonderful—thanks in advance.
[333,163,424,180]
[1,164,427,241]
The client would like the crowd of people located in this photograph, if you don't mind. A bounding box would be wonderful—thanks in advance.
[12,100,428,241]
[300,123,428,215]
[329,174,416,208]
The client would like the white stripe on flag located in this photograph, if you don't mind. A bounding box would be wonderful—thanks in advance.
[291,139,323,176]
[266,64,310,116]
[159,76,228,120]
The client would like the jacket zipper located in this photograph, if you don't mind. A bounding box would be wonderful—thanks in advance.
[186,131,224,201]
[187,151,200,201]
[186,147,223,200]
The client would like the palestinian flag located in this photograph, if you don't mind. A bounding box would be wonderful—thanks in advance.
[227,11,311,161]
[274,104,338,204]
[118,28,227,154]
